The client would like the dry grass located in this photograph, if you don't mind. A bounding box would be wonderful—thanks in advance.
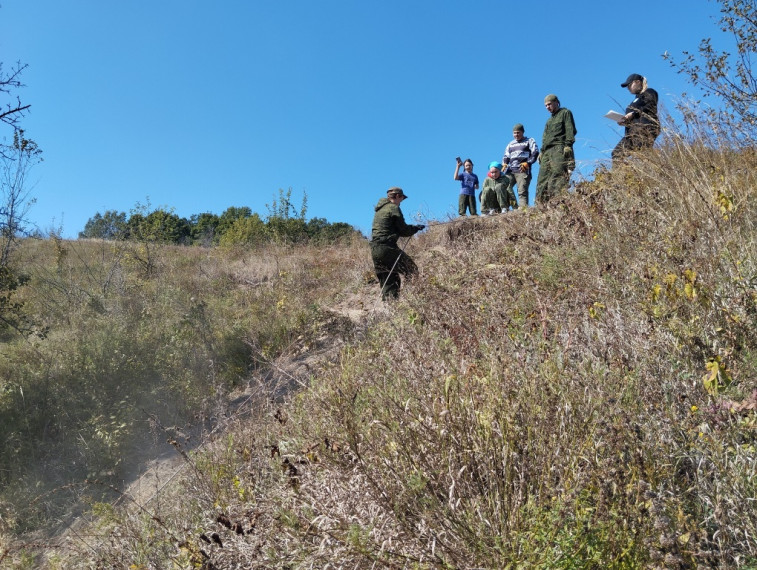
[2,132,757,568]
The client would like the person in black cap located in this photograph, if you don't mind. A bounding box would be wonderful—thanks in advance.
[612,73,660,163]
[370,187,425,300]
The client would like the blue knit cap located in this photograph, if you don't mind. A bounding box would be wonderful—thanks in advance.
[488,161,502,170]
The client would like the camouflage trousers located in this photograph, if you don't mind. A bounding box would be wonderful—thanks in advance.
[536,146,573,204]
[371,242,418,300]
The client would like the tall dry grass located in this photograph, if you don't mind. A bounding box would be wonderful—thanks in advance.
[3,125,757,568]
[0,235,371,556]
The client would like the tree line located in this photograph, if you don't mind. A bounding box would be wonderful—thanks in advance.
[78,188,359,246]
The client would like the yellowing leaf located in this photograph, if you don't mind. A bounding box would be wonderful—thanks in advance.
[702,356,732,396]
[650,284,662,302]
[589,302,604,319]
[715,190,734,218]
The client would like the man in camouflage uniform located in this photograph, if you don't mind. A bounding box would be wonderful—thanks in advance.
[371,187,425,300]
[535,94,577,204]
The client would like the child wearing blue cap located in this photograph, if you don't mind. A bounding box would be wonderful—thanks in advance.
[480,162,514,214]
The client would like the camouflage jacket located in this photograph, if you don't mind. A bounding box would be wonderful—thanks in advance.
[541,107,577,151]
[371,198,417,245]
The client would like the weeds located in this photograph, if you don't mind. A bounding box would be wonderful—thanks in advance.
[2,126,757,567]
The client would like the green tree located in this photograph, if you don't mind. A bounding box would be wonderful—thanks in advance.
[190,212,220,246]
[142,209,190,244]
[665,0,757,133]
[126,211,145,240]
[127,206,190,245]
[79,210,128,240]
[218,213,267,246]
[217,206,252,238]
[306,218,357,243]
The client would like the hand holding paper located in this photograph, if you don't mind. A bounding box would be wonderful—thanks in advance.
[605,110,626,124]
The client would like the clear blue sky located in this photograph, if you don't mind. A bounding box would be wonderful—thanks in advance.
[2,1,726,238]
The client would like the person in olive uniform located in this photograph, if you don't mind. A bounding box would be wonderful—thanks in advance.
[371,187,425,300]
[535,94,577,204]
[611,73,660,163]
[480,161,515,214]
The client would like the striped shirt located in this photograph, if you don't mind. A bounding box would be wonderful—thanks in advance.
[503,137,539,172]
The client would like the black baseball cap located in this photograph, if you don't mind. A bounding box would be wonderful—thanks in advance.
[621,73,643,87]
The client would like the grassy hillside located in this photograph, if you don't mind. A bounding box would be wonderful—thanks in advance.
[2,134,756,568]
[0,234,368,537]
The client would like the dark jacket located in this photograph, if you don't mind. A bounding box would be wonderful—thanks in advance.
[625,88,660,138]
[371,198,418,246]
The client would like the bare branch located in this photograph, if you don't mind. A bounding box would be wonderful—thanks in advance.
[0,104,32,126]
[0,61,28,93]
[1,61,31,133]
